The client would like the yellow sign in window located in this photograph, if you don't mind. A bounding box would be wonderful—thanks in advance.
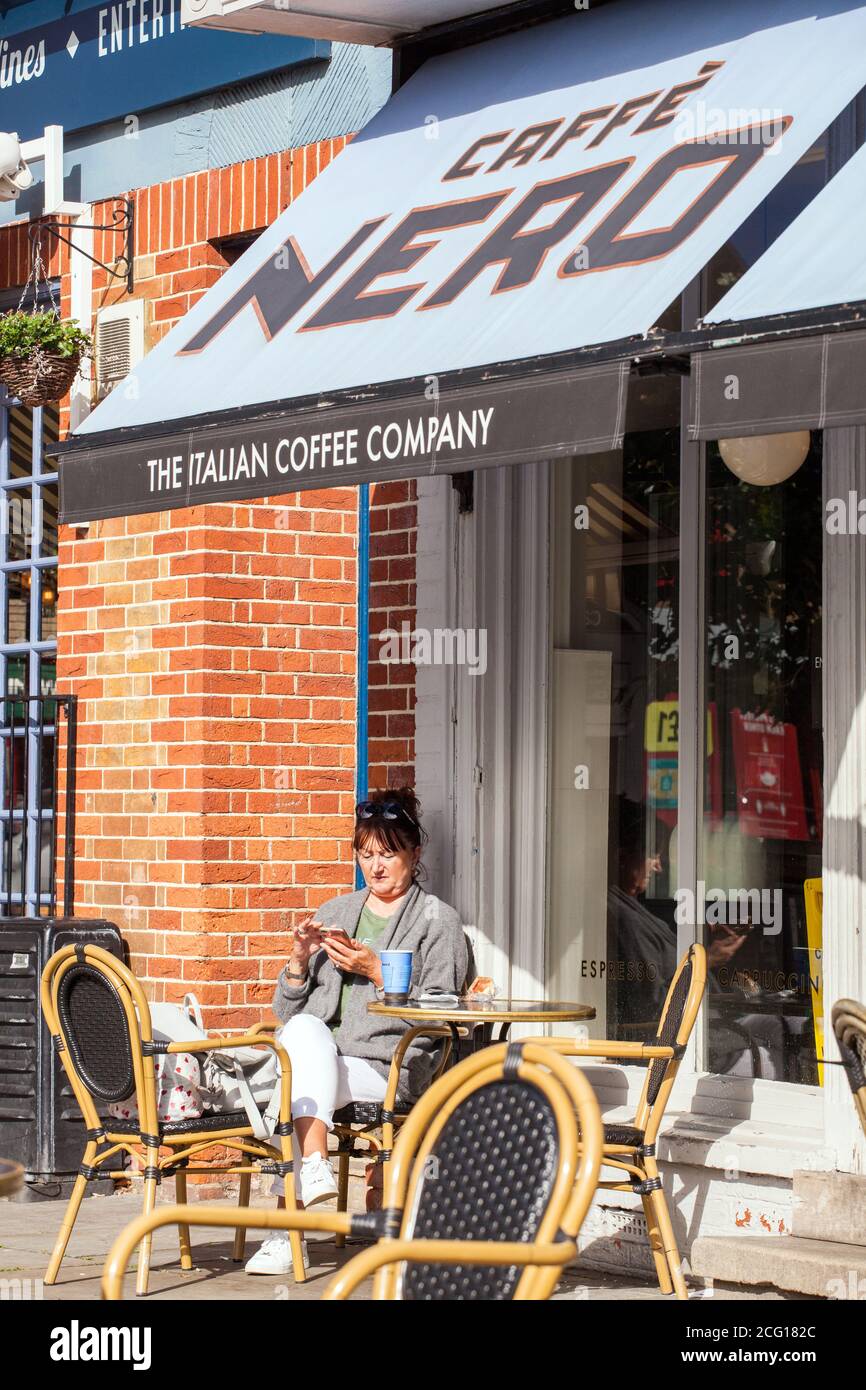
[644,701,713,757]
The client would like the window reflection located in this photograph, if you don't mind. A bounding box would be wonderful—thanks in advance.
[9,405,34,479]
[549,377,680,1040]
[5,487,32,563]
[40,572,57,642]
[40,481,59,560]
[6,569,29,644]
[702,439,823,1084]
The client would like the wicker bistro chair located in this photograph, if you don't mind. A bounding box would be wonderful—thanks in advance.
[538,942,707,1300]
[832,999,866,1137]
[40,944,306,1297]
[102,1038,604,1300]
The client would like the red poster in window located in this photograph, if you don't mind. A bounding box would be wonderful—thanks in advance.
[730,709,809,841]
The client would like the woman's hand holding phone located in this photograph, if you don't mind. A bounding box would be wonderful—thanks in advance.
[321,930,384,989]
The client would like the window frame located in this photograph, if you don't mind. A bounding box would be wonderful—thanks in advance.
[0,282,61,916]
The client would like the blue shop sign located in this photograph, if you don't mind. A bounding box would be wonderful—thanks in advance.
[0,0,328,140]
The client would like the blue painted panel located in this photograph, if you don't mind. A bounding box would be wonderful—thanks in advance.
[0,0,329,140]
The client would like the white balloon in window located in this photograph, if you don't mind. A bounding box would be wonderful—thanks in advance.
[718,431,811,486]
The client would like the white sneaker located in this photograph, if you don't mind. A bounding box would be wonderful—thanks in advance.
[300,1153,338,1207]
[244,1234,307,1276]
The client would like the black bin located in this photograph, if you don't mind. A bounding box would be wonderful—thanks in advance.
[0,919,126,1192]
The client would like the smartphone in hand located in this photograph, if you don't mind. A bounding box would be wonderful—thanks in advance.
[318,927,352,945]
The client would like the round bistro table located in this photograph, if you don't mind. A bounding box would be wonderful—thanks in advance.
[368,997,595,1058]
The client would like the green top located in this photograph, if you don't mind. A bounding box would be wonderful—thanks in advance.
[332,902,390,1033]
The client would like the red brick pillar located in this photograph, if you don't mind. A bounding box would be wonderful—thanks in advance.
[56,489,359,1028]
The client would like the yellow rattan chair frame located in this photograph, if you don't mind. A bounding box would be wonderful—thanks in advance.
[41,943,306,1296]
[536,942,707,1300]
[101,1039,603,1301]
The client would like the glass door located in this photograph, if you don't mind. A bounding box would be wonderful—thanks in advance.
[548,375,680,1039]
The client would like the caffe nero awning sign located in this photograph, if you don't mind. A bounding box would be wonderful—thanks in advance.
[0,0,325,141]
[57,0,866,523]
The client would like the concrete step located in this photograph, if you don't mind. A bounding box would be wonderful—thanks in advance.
[691,1234,866,1299]
[792,1170,866,1245]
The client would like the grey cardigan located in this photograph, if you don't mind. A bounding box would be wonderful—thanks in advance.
[272,884,468,1103]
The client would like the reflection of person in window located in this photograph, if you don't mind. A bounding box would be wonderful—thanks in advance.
[706,923,787,1080]
[607,798,676,1041]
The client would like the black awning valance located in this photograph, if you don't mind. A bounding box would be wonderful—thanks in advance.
[689,328,866,441]
[59,359,629,523]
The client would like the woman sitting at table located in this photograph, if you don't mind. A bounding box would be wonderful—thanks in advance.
[245,786,468,1275]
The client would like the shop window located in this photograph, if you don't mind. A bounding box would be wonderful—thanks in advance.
[701,439,823,1084]
[547,402,824,1085]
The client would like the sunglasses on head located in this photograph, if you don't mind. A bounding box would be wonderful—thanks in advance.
[356,799,419,828]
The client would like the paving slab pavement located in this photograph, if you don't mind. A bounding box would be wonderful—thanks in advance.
[0,1189,794,1302]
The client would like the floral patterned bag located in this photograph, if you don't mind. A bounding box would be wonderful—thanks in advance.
[106,996,208,1125]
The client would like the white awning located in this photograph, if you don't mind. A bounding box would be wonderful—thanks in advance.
[181,0,511,45]
[60,0,866,520]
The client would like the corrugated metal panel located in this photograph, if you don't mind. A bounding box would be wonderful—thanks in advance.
[208,43,391,168]
[209,72,293,169]
[290,42,392,146]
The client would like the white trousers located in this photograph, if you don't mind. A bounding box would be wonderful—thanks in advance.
[272,1015,387,1198]
[277,1012,387,1131]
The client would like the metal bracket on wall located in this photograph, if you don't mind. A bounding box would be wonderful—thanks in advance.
[31,200,135,296]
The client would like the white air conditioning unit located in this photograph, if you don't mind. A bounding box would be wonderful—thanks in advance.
[180,0,509,44]
[95,300,145,401]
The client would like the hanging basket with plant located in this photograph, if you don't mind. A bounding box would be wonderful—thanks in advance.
[0,236,92,408]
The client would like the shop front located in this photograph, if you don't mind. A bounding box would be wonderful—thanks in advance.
[55,0,866,1282]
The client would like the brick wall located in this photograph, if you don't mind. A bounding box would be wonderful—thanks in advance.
[89,138,351,351]
[58,493,359,1028]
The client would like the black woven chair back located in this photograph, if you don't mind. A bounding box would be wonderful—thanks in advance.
[401,1077,560,1301]
[57,962,137,1104]
[645,952,694,1109]
[840,1030,866,1094]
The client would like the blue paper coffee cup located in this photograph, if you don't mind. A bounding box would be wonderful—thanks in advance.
[381,950,413,1002]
